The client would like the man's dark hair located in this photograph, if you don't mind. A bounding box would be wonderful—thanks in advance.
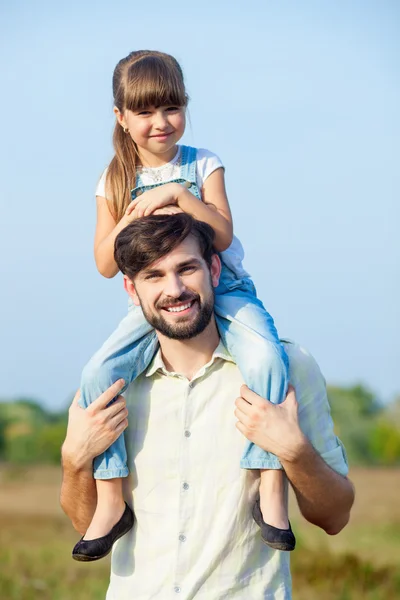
[114,214,216,280]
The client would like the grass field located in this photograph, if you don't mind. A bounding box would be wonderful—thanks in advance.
[0,466,399,599]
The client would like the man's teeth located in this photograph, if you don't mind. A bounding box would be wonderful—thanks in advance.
[166,302,192,313]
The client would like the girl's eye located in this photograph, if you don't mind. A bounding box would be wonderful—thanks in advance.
[137,110,152,116]
[166,106,180,112]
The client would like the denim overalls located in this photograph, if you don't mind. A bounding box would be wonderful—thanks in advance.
[79,146,289,477]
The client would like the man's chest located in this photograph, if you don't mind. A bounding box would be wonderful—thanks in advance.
[124,363,247,500]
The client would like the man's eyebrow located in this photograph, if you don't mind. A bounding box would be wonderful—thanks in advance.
[140,258,203,278]
[176,258,203,269]
[140,267,164,278]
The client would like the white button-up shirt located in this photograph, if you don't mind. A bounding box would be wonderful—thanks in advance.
[107,340,348,600]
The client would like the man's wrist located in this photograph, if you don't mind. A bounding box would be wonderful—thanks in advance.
[61,441,93,473]
[279,431,310,465]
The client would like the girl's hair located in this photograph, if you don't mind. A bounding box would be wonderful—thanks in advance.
[106,50,188,222]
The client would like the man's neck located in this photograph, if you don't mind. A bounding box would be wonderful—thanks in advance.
[156,319,220,381]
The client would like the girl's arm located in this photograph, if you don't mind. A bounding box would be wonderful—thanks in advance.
[94,196,133,278]
[95,195,185,278]
[178,167,233,252]
[131,168,234,252]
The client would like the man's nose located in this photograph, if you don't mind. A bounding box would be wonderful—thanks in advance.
[163,274,185,298]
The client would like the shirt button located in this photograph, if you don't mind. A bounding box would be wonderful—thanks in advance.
[183,482,189,490]
[179,534,186,542]
[184,430,191,438]
[188,382,193,388]
[174,586,181,593]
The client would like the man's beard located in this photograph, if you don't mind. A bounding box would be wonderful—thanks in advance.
[138,289,215,340]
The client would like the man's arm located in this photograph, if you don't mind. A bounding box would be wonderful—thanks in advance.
[280,414,354,534]
[235,375,354,535]
[60,380,128,534]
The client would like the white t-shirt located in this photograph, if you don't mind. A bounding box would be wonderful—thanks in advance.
[96,147,250,279]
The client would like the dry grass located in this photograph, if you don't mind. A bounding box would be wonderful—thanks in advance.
[290,467,400,567]
[0,465,399,599]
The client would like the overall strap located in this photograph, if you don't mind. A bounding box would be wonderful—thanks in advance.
[179,146,197,182]
[179,146,200,199]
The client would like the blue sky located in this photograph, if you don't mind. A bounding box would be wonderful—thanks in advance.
[1,1,399,410]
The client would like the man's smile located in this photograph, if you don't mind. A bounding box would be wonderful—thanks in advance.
[165,300,194,313]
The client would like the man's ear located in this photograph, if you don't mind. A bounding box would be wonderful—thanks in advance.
[210,253,222,288]
[123,275,140,306]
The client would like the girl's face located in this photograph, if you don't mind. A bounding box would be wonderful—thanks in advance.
[116,105,186,162]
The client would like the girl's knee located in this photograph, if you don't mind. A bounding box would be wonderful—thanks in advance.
[81,354,106,386]
[80,356,116,407]
[251,337,288,377]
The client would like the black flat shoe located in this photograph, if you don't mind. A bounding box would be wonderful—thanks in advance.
[72,502,134,562]
[252,494,296,552]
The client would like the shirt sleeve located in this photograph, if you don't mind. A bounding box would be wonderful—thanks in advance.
[283,340,349,477]
[195,148,224,189]
[96,167,109,198]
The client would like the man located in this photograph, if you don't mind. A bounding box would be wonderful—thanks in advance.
[61,214,354,599]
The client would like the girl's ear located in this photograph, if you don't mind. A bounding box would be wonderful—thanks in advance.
[114,106,126,128]
[210,253,222,288]
[123,275,140,306]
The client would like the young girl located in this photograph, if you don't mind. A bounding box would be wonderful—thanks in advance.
[72,50,295,561]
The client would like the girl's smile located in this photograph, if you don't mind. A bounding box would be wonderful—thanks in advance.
[116,105,186,165]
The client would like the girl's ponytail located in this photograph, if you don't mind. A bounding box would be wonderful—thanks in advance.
[107,122,139,223]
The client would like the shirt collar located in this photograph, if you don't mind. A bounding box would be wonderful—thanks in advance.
[146,339,234,379]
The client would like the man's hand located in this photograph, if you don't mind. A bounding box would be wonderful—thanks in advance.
[62,380,128,470]
[235,385,306,463]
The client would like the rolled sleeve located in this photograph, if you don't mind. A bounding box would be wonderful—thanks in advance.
[283,340,349,477]
[319,438,349,477]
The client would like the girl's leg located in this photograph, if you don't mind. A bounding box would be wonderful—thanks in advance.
[259,470,288,529]
[84,479,126,540]
[214,276,295,550]
[75,306,158,551]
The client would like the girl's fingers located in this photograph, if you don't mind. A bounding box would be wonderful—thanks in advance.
[144,204,154,216]
[130,198,141,209]
[126,203,136,215]
[139,202,152,217]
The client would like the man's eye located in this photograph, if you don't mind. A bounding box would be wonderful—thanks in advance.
[180,266,196,274]
[145,273,160,280]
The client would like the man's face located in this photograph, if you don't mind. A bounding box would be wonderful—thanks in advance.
[125,236,221,340]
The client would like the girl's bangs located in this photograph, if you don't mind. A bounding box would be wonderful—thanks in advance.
[125,58,187,111]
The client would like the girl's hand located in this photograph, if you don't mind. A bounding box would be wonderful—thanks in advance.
[152,205,184,216]
[129,183,180,218]
[124,198,182,222]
